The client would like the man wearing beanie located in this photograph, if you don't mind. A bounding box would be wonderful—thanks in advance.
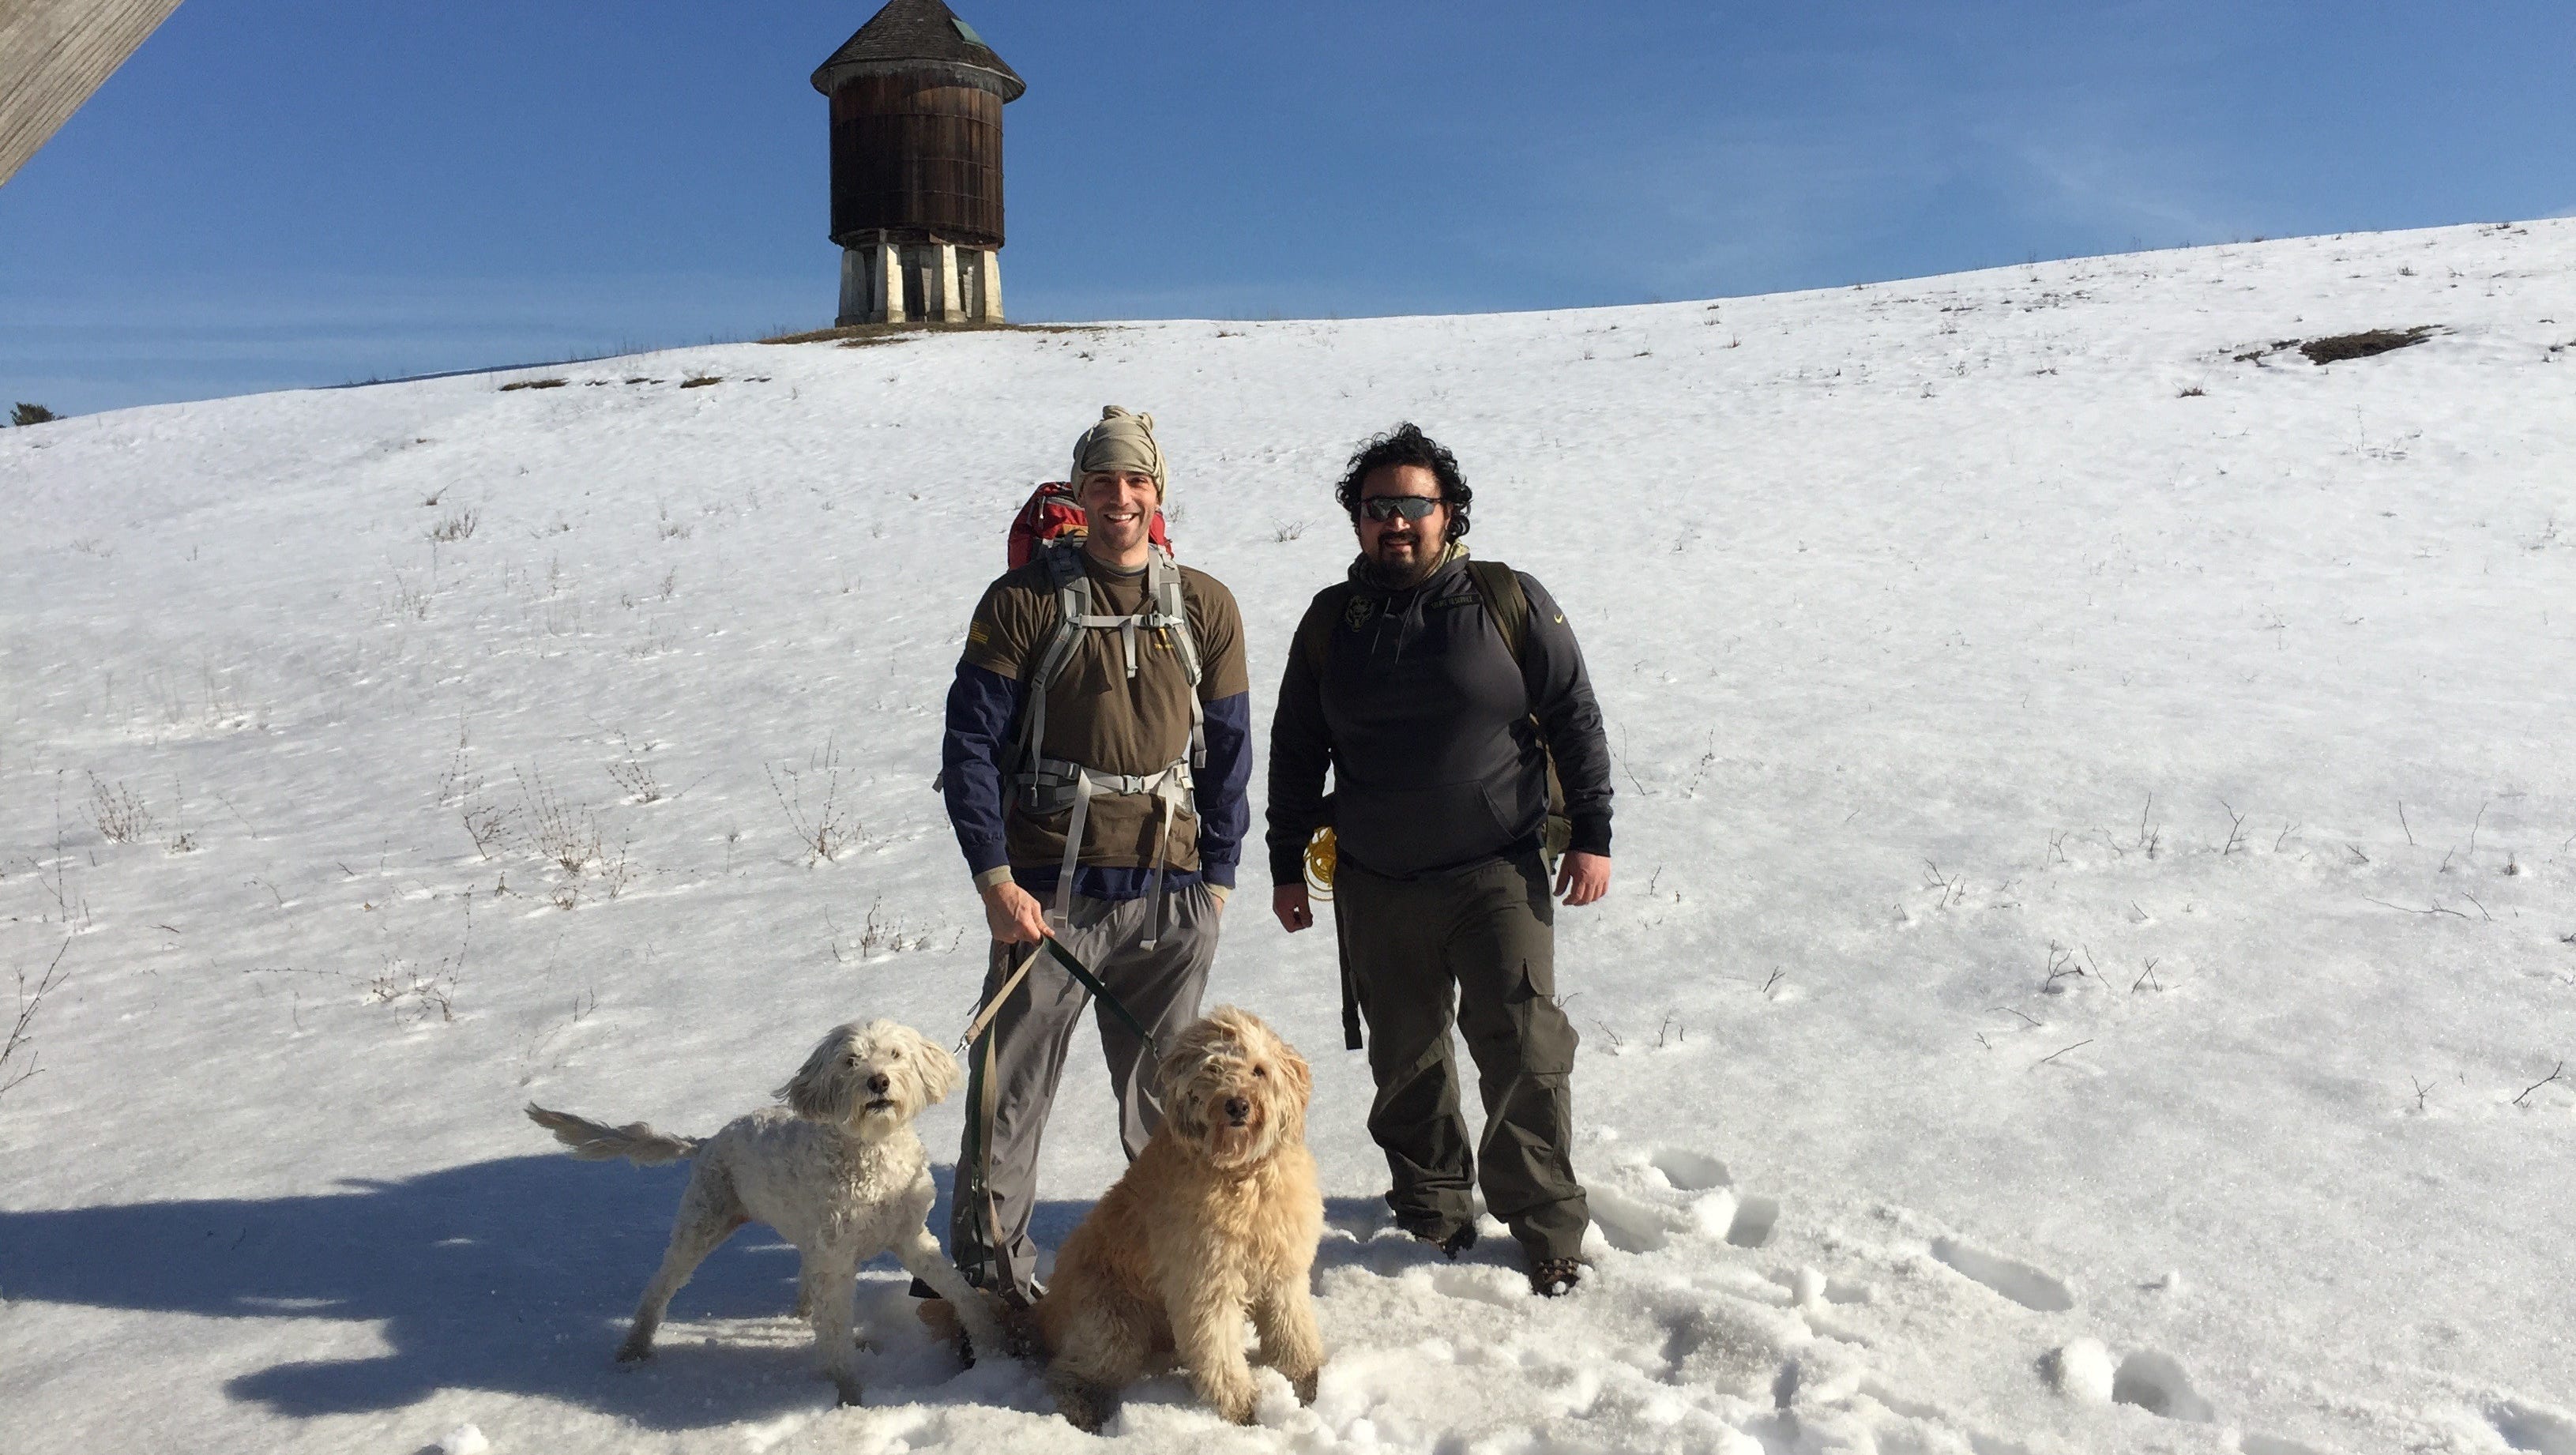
[939,405,1252,1308]
[1267,423,1612,1298]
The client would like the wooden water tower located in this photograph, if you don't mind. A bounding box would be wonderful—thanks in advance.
[813,0,1024,326]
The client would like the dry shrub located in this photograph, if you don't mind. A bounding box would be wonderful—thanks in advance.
[85,773,155,844]
[2300,327,2435,365]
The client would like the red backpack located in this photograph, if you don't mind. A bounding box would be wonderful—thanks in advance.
[1006,481,1172,570]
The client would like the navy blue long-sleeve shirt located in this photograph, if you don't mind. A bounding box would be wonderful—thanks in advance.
[942,662,1252,897]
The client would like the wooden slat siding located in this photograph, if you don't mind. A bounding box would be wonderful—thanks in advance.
[828,72,1005,248]
[0,0,185,186]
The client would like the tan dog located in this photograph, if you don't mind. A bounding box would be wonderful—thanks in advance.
[1036,1006,1325,1431]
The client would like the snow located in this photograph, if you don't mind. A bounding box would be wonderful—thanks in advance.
[4,219,2574,1455]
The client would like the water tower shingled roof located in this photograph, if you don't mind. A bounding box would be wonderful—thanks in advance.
[810,0,1025,102]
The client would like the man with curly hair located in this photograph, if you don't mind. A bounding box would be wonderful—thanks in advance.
[1267,423,1612,1297]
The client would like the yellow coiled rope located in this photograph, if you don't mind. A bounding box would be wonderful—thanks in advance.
[1303,826,1337,900]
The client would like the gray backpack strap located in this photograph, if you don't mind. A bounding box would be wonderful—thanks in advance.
[1013,541,1205,936]
[1017,543,1093,777]
[1147,547,1206,766]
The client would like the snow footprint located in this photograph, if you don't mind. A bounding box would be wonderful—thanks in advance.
[2491,1400,2576,1455]
[1648,1147,1731,1192]
[2109,1349,2213,1423]
[1725,1196,1780,1249]
[2048,1340,2213,1423]
[1930,1236,2074,1312]
[1589,1184,1679,1254]
[1598,1144,1772,1248]
[1428,1265,1524,1308]
[2239,1436,2333,1455]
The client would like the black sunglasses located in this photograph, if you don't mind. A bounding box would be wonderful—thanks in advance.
[1360,495,1442,522]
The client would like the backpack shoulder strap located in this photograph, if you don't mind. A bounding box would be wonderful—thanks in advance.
[1465,558,1531,664]
[1152,549,1207,769]
[1015,542,1093,770]
[1026,541,1093,688]
[1297,583,1354,679]
[1149,548,1202,690]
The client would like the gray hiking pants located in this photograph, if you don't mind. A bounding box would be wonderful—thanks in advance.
[1336,849,1589,1262]
[953,882,1221,1303]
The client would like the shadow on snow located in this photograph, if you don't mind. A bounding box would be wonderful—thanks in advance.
[0,1152,1398,1430]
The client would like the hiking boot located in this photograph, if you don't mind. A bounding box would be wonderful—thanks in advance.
[1398,1216,1477,1259]
[1529,1257,1586,1297]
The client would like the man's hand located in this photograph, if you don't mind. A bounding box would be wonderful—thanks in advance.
[1273,883,1314,933]
[1555,852,1610,907]
[980,879,1048,944]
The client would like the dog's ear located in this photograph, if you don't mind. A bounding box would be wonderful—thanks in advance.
[1278,1041,1314,1107]
[908,1026,962,1105]
[777,1028,856,1122]
[1154,1027,1208,1104]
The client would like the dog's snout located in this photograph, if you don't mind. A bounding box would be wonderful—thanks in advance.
[866,1072,891,1096]
[1224,1096,1251,1124]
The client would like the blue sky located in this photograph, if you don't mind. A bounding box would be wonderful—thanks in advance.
[6,0,2571,415]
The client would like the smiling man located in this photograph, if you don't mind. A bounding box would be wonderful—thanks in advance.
[1269,423,1612,1298]
[939,406,1251,1308]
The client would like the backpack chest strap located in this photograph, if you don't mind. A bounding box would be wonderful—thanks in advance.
[1019,756,1196,949]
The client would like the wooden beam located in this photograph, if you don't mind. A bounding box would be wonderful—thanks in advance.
[0,0,186,187]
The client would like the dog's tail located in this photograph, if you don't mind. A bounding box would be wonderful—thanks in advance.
[525,1103,701,1165]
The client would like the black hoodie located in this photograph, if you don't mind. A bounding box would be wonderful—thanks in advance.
[1267,552,1611,883]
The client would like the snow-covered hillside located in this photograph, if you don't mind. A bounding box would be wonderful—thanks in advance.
[3,220,2573,1455]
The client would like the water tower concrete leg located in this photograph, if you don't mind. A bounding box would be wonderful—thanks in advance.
[936,243,965,323]
[874,241,904,324]
[976,250,1005,322]
[837,248,867,326]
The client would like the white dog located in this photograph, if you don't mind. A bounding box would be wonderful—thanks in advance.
[527,1018,1006,1405]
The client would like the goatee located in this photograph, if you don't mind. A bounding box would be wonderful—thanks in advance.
[1363,543,1443,590]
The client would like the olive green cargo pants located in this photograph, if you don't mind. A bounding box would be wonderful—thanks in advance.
[1334,849,1589,1261]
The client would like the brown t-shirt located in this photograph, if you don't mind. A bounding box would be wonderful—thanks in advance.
[963,551,1247,873]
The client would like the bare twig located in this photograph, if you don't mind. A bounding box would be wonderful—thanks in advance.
[2131,957,2162,993]
[3,940,74,1096]
[1993,1005,2042,1028]
[2218,799,2249,857]
[2512,1060,2565,1107]
[2397,800,2414,846]
[2043,942,2084,993]
[2364,896,2469,919]
[768,738,860,864]
[2410,1076,2431,1111]
[2036,1039,2093,1066]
